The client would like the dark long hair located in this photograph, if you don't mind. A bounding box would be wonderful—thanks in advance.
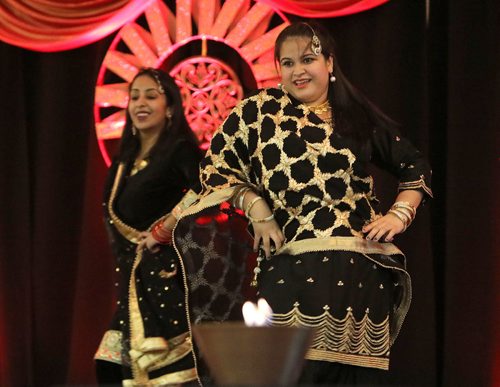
[274,22,398,142]
[117,67,200,163]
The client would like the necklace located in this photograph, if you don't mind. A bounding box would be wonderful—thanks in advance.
[130,158,149,176]
[307,100,331,115]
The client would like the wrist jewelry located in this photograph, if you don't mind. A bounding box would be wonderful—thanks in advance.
[392,201,416,220]
[248,213,275,224]
[245,196,264,218]
[151,220,172,245]
[238,187,252,210]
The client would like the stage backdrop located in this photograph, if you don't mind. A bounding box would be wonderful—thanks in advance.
[0,1,499,386]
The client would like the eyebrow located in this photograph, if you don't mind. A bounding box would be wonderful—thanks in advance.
[130,87,160,92]
[280,52,314,61]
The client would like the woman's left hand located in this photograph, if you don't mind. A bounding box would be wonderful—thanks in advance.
[362,213,405,242]
[136,231,161,253]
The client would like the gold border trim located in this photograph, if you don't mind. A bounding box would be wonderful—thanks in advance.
[276,236,404,257]
[123,367,198,386]
[306,348,389,370]
[108,163,142,243]
[179,187,235,219]
[128,332,193,372]
[398,177,433,198]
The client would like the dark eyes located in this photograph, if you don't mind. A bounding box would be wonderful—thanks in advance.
[280,57,315,67]
[130,93,159,100]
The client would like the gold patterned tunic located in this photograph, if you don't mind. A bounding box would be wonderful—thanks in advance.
[175,87,432,371]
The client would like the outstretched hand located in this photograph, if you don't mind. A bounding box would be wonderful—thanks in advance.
[362,213,405,242]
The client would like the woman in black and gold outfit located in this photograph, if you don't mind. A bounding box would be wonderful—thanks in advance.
[147,22,433,385]
[94,68,202,385]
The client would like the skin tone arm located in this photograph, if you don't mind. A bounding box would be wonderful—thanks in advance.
[362,189,424,242]
[138,189,422,254]
[137,191,284,257]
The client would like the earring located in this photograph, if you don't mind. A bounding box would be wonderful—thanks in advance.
[330,73,336,83]
[132,125,137,136]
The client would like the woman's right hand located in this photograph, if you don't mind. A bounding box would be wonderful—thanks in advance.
[246,196,284,258]
[252,219,284,258]
[137,231,161,253]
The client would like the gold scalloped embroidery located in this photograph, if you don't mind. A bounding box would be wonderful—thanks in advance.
[271,305,390,370]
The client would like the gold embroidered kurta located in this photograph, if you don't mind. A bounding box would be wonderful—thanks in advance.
[176,87,432,370]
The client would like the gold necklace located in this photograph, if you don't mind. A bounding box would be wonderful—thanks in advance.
[130,158,149,176]
[307,100,331,115]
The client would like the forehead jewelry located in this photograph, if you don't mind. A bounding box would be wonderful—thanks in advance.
[150,69,165,94]
[304,23,322,56]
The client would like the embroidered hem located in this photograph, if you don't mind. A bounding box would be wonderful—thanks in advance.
[94,329,123,365]
[306,348,389,370]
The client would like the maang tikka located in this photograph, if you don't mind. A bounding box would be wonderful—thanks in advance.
[304,23,322,56]
[151,69,165,94]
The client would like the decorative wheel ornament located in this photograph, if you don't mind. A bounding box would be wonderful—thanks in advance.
[94,0,289,165]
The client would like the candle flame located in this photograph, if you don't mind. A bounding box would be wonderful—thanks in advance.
[242,298,272,326]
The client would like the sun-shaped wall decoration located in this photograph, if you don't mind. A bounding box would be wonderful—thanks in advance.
[94,0,289,165]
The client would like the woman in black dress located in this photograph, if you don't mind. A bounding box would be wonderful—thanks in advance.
[94,68,202,385]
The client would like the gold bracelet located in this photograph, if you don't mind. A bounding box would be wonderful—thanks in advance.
[245,196,264,218]
[392,201,416,218]
[248,213,275,224]
[392,206,414,222]
[238,187,252,210]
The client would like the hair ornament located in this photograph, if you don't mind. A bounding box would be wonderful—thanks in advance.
[149,68,165,94]
[304,23,322,56]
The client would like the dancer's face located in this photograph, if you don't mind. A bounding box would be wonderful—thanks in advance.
[128,74,169,135]
[278,36,333,106]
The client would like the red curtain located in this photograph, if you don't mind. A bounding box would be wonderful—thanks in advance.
[0,0,153,52]
[260,0,390,17]
[0,0,390,52]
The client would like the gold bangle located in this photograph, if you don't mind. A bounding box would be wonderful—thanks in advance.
[392,206,414,222]
[392,201,416,218]
[238,187,252,210]
[245,196,263,218]
[248,213,275,224]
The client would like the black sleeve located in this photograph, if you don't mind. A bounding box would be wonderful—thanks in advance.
[370,126,433,200]
[171,140,203,193]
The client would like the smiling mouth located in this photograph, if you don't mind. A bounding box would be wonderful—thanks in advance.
[293,79,310,87]
[135,112,150,120]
